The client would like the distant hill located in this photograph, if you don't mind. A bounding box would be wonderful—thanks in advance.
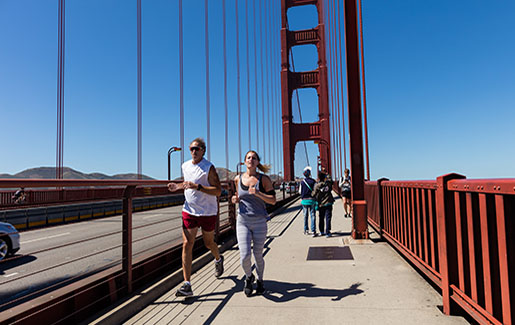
[0,166,283,182]
[0,167,154,180]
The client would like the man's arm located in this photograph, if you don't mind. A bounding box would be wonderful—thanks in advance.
[200,165,222,196]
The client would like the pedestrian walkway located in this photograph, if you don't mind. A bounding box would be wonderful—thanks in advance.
[93,196,469,325]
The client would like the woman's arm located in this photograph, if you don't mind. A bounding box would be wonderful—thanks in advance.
[252,175,276,205]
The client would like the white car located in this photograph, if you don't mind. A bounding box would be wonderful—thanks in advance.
[0,222,20,262]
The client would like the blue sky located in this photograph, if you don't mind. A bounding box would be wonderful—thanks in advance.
[1,0,514,180]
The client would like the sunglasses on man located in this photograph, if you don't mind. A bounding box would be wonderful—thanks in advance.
[190,146,202,152]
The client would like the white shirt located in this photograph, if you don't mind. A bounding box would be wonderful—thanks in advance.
[182,158,218,216]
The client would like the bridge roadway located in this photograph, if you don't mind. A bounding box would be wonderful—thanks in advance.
[88,197,469,325]
[0,203,228,309]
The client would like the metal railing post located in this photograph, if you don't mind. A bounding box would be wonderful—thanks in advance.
[377,178,389,239]
[436,173,465,315]
[122,185,136,294]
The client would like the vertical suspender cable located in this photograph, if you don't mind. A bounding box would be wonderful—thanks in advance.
[222,0,229,180]
[235,0,242,165]
[179,0,184,171]
[358,0,370,180]
[332,0,341,179]
[342,0,350,170]
[268,0,276,175]
[205,0,211,161]
[326,0,336,175]
[253,0,259,152]
[276,0,282,174]
[245,0,252,151]
[56,0,65,179]
[337,0,347,171]
[259,0,266,161]
[137,0,142,179]
[331,0,342,179]
[263,0,272,172]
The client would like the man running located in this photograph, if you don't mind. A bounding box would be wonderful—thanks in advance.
[168,138,224,297]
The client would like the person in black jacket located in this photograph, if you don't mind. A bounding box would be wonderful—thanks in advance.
[299,166,317,236]
[312,171,335,237]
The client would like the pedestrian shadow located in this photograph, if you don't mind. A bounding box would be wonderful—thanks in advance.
[262,281,364,302]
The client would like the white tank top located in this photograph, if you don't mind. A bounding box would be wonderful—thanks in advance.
[182,158,218,216]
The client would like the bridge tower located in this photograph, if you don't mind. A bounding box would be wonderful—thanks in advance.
[280,0,331,181]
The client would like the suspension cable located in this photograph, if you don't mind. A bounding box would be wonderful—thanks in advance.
[223,0,229,180]
[235,0,242,164]
[179,0,184,171]
[331,0,342,179]
[253,0,259,152]
[245,0,252,151]
[337,0,347,171]
[137,0,142,179]
[265,0,271,172]
[259,0,266,161]
[205,0,211,161]
[358,0,370,180]
[326,0,337,175]
[56,0,65,180]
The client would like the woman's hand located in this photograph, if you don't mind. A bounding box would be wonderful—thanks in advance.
[231,194,240,204]
[248,185,257,195]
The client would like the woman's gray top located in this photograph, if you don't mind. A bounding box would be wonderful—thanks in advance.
[238,173,268,218]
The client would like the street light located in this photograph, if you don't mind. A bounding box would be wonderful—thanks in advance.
[236,162,244,175]
[168,146,181,180]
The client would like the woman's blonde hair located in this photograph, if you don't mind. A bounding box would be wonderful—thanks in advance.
[245,150,271,173]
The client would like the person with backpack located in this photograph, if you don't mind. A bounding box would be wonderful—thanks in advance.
[299,166,317,236]
[312,170,335,237]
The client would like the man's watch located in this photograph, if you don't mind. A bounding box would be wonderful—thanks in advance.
[197,184,203,191]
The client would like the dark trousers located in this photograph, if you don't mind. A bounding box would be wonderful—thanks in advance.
[318,205,333,235]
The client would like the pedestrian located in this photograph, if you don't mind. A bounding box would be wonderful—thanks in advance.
[339,168,352,218]
[12,188,26,204]
[299,166,317,236]
[312,170,335,237]
[231,150,276,296]
[167,138,224,297]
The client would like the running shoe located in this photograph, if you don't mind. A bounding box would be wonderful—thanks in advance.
[244,274,255,297]
[176,282,193,297]
[256,280,265,295]
[215,255,224,278]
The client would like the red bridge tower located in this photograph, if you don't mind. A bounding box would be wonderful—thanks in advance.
[280,0,331,181]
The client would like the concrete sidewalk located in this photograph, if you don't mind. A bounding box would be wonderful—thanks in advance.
[99,197,468,324]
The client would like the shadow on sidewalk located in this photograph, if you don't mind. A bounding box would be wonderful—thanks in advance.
[262,281,364,302]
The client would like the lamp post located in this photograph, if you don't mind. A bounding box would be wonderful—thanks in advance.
[236,162,244,175]
[168,146,181,180]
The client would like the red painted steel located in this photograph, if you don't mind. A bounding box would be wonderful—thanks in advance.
[366,176,514,324]
[281,0,331,181]
[495,194,512,325]
[343,0,368,239]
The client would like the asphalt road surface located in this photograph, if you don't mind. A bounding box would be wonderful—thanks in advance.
[0,202,230,310]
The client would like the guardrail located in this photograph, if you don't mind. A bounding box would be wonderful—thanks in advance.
[0,178,298,324]
[365,174,514,325]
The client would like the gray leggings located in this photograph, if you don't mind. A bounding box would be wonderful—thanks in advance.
[236,215,268,281]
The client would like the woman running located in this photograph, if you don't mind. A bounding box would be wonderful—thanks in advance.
[231,150,276,296]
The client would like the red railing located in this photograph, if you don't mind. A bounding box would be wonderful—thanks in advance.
[366,174,514,325]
